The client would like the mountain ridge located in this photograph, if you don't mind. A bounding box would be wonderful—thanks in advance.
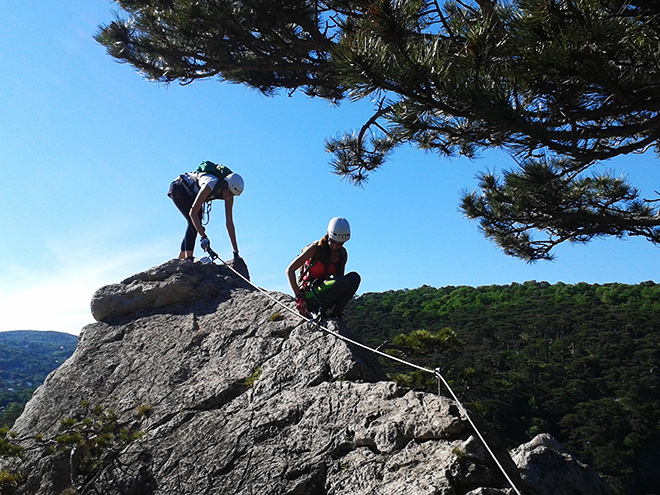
[1,260,611,494]
[0,330,78,427]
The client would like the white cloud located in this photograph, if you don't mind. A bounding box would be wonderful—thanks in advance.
[0,237,172,335]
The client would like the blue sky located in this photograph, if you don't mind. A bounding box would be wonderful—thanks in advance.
[2,1,659,335]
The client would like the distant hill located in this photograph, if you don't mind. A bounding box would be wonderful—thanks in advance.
[0,330,78,426]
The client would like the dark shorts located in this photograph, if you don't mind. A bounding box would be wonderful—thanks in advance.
[169,177,201,253]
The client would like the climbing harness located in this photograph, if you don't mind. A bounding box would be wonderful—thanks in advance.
[304,279,336,314]
[298,242,346,288]
[202,249,523,495]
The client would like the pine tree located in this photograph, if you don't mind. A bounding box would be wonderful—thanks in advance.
[97,0,660,260]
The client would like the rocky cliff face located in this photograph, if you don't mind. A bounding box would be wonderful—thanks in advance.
[4,260,611,495]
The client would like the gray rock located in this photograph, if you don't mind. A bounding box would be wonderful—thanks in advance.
[90,258,251,322]
[511,433,612,495]
[5,260,610,495]
[229,255,251,281]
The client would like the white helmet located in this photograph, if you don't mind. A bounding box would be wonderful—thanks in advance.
[327,217,351,243]
[226,173,244,196]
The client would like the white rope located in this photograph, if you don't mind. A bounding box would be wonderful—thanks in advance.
[209,253,523,495]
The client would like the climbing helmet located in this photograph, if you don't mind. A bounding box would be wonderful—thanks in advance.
[226,173,244,196]
[327,217,351,243]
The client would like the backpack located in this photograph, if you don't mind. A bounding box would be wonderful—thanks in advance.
[195,161,233,198]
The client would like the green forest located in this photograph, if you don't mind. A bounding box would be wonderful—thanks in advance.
[0,331,78,427]
[344,281,660,495]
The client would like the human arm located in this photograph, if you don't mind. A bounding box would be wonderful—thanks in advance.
[286,243,317,297]
[224,196,239,255]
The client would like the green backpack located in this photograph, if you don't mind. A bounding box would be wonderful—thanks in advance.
[195,161,233,197]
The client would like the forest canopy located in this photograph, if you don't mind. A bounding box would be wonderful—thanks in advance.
[343,280,660,495]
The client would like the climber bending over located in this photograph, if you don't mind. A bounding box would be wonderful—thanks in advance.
[168,161,244,260]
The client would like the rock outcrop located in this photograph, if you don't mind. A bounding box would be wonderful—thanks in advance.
[511,434,613,495]
[4,260,611,495]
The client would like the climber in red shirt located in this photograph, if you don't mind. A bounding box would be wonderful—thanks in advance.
[286,217,361,319]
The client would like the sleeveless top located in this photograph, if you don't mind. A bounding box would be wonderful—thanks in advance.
[300,241,347,289]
